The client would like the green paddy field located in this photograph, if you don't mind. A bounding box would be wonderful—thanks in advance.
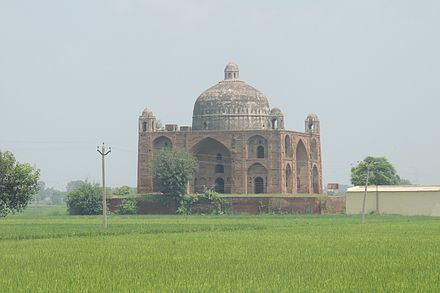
[1,206,439,292]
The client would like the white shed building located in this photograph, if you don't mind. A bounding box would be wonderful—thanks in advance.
[346,185,440,216]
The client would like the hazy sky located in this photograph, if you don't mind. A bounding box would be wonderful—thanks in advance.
[1,0,439,190]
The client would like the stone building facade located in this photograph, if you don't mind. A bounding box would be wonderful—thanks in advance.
[138,62,323,194]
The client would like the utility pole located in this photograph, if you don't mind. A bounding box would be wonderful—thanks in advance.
[360,164,370,224]
[97,143,111,228]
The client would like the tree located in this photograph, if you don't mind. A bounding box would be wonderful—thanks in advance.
[66,180,85,193]
[351,156,400,186]
[399,178,412,185]
[66,181,102,215]
[149,149,198,197]
[113,185,131,196]
[0,151,40,217]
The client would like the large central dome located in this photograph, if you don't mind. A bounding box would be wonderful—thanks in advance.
[192,62,272,131]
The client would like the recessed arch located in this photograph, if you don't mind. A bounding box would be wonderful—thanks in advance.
[312,165,320,194]
[153,136,173,150]
[311,138,318,161]
[296,139,310,194]
[285,135,292,158]
[191,137,232,194]
[247,163,268,194]
[286,163,293,193]
[248,135,268,159]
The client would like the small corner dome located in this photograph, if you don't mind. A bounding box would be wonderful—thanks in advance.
[270,107,283,116]
[141,107,155,117]
[307,113,319,121]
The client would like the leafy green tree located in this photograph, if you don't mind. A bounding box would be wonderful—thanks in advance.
[351,156,401,186]
[113,185,131,196]
[66,181,102,215]
[66,180,85,193]
[0,151,40,217]
[150,149,198,197]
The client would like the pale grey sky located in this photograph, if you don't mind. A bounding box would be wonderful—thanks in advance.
[1,0,439,190]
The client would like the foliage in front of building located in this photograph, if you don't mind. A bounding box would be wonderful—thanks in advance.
[117,198,139,215]
[113,185,132,196]
[177,190,229,215]
[66,181,102,215]
[149,149,198,198]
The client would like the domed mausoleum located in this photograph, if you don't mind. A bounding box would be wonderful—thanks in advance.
[138,62,322,194]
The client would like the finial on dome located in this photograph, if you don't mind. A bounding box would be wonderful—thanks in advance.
[224,62,239,80]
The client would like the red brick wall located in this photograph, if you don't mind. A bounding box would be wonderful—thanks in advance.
[109,196,321,215]
[325,196,346,214]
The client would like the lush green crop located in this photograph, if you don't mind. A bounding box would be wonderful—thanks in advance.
[1,207,440,292]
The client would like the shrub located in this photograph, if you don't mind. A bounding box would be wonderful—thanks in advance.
[117,198,138,215]
[113,186,131,196]
[66,182,102,215]
[177,190,229,215]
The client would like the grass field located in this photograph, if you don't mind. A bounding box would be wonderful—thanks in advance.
[1,206,440,292]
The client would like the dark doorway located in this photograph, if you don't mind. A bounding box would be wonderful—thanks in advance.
[254,177,264,194]
[215,178,225,193]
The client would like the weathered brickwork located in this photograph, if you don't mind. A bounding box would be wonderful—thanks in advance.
[108,196,322,215]
[138,63,323,195]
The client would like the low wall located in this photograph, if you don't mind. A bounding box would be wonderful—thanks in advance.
[108,196,323,215]
[346,190,440,216]
[325,196,346,214]
[108,196,178,214]
[224,196,320,214]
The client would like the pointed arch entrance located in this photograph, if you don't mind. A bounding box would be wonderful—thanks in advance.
[191,137,232,193]
[312,165,320,194]
[285,164,293,193]
[247,163,268,194]
[296,140,310,193]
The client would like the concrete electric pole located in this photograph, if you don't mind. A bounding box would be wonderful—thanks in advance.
[360,164,370,224]
[97,143,111,228]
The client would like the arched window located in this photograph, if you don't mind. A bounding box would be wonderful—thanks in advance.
[215,164,224,173]
[257,146,265,158]
[216,153,222,161]
[142,122,148,132]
